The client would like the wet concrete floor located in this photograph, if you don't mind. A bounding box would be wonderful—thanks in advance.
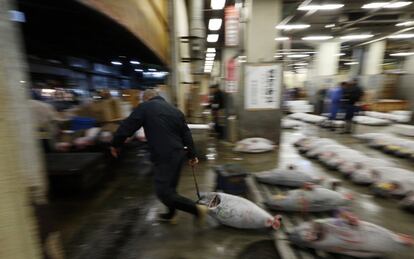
[49,124,414,259]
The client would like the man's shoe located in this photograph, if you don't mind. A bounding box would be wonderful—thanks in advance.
[157,213,178,224]
[195,204,209,227]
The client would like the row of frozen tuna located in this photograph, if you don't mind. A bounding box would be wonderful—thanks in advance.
[286,112,393,128]
[295,136,414,213]
[364,110,412,123]
[199,191,413,257]
[355,132,414,160]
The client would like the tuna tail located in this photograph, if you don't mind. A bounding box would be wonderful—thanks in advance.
[395,234,414,246]
[266,215,282,230]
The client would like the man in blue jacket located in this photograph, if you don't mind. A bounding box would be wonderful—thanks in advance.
[111,89,207,224]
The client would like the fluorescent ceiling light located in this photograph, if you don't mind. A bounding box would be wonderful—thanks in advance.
[148,68,157,71]
[111,61,122,65]
[130,60,140,65]
[396,21,414,26]
[362,2,412,9]
[207,34,219,42]
[298,4,344,11]
[208,18,223,31]
[390,52,414,56]
[340,34,374,41]
[287,54,310,58]
[275,37,290,41]
[211,0,225,10]
[302,35,333,41]
[344,62,359,65]
[274,55,283,58]
[336,53,346,56]
[385,1,412,8]
[134,69,143,72]
[294,62,308,66]
[206,53,216,58]
[205,60,214,64]
[362,2,387,9]
[207,48,216,53]
[275,24,310,30]
[206,57,215,61]
[388,33,414,39]
[325,24,336,28]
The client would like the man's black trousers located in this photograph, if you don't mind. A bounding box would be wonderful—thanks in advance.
[153,150,198,216]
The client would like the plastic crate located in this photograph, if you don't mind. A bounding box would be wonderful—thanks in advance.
[214,164,248,195]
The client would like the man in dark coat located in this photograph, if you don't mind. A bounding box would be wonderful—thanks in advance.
[111,89,208,224]
[342,79,364,133]
[209,84,225,139]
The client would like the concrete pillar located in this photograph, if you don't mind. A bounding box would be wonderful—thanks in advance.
[0,0,43,258]
[362,41,386,75]
[173,0,192,113]
[315,41,341,76]
[403,55,414,74]
[237,0,282,142]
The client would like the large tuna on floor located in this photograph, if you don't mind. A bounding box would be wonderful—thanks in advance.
[199,192,281,230]
[255,165,321,187]
[265,185,352,212]
[288,215,413,257]
[233,138,275,153]
[400,194,414,213]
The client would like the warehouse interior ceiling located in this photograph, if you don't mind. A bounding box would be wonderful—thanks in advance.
[16,0,165,66]
[279,0,414,51]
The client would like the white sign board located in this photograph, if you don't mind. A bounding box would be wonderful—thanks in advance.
[244,64,282,110]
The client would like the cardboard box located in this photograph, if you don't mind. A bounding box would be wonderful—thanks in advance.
[101,123,119,133]
[121,90,141,108]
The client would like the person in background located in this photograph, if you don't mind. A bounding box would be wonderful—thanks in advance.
[30,91,61,152]
[110,89,208,225]
[342,78,364,134]
[328,82,346,129]
[209,84,226,139]
[315,88,327,115]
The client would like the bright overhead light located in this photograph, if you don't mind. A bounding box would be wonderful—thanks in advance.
[208,18,223,31]
[340,34,374,41]
[206,53,216,58]
[302,35,333,41]
[275,24,310,30]
[385,1,412,8]
[396,21,414,26]
[111,61,122,65]
[362,1,412,9]
[390,52,414,56]
[205,60,214,64]
[336,53,346,56]
[206,57,215,61]
[130,60,140,65]
[287,54,310,58]
[362,2,387,9]
[207,34,219,42]
[274,54,283,58]
[294,62,308,66]
[344,62,359,65]
[207,48,216,53]
[275,37,290,41]
[298,4,344,11]
[148,68,157,71]
[388,33,414,39]
[211,0,225,10]
[134,69,143,72]
[325,24,336,28]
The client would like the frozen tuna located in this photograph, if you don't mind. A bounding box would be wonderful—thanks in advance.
[255,165,321,187]
[199,192,281,230]
[288,214,413,257]
[265,185,351,212]
[400,194,414,213]
[233,138,275,153]
[371,168,414,198]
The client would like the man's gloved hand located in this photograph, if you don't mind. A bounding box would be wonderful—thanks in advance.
[110,146,120,158]
[189,157,199,166]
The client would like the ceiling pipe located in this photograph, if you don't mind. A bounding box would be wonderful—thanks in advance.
[189,0,206,74]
